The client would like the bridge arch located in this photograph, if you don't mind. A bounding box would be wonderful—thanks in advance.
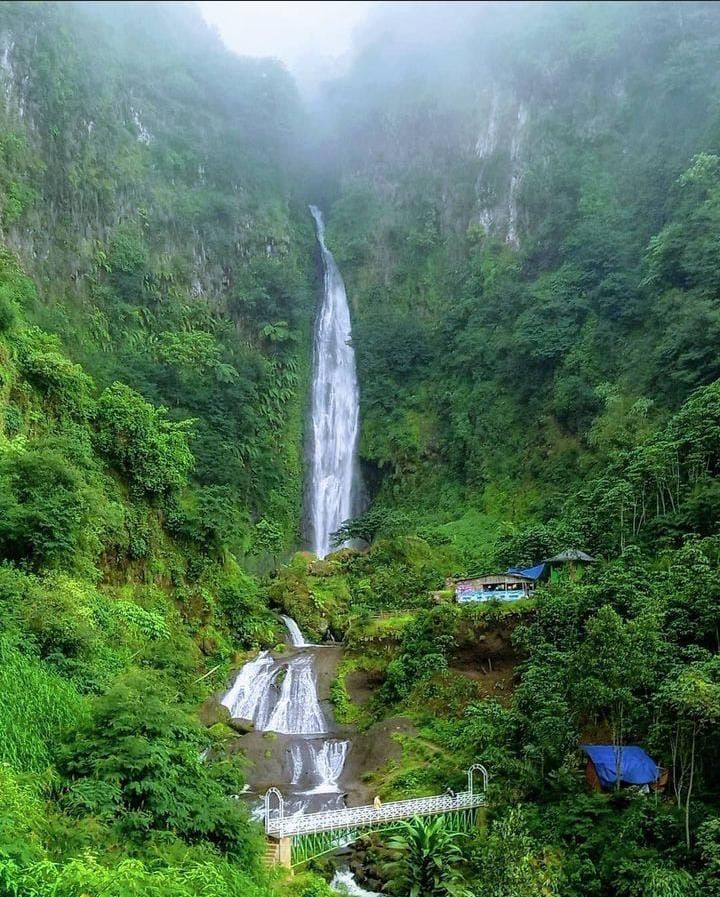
[264,787,284,831]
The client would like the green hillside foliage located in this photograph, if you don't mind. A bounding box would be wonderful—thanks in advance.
[305,3,720,893]
[1,1,720,895]
[0,232,291,894]
[0,0,315,553]
[0,3,309,892]
[319,1,720,549]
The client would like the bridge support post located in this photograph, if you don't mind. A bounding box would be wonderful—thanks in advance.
[278,836,292,869]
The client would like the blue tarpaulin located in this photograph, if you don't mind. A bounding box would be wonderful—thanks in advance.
[507,562,546,580]
[581,745,660,789]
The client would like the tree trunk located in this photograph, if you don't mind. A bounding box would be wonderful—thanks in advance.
[685,723,696,850]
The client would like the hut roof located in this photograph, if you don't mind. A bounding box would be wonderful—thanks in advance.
[544,549,596,564]
[581,745,659,789]
[507,562,546,580]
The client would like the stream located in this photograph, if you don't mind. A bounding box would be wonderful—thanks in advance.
[221,617,349,816]
[222,618,378,892]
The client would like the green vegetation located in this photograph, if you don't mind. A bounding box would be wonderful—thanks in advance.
[383,817,469,897]
[0,2,310,893]
[1,1,720,895]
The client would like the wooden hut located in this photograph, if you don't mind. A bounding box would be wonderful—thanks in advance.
[544,549,597,581]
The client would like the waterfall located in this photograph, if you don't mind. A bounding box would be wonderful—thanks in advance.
[307,205,361,559]
[313,740,349,793]
[281,614,309,647]
[266,654,327,735]
[221,651,277,723]
[289,738,349,794]
[221,617,350,816]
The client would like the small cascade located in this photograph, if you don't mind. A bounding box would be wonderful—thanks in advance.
[281,614,309,647]
[288,738,349,796]
[315,740,349,793]
[330,869,381,896]
[221,616,350,818]
[221,651,277,723]
[266,654,327,735]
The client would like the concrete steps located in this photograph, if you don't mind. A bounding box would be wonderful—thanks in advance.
[263,839,279,868]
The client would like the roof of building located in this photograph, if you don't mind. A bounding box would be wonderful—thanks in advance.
[544,549,597,564]
[507,562,546,580]
[581,745,659,789]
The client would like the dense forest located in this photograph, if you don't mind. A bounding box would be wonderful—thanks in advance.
[0,1,719,896]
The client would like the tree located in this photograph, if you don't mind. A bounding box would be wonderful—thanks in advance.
[479,808,564,897]
[660,658,720,849]
[331,507,403,547]
[0,442,103,568]
[253,517,284,567]
[95,383,194,496]
[58,670,260,856]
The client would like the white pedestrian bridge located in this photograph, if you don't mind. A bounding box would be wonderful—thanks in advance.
[264,764,488,867]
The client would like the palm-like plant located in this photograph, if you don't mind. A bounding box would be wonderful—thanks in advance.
[383,816,472,897]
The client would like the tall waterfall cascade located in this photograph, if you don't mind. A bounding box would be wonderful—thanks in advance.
[307,205,361,559]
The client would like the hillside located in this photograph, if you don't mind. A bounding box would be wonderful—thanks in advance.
[317,1,720,563]
[1,0,315,555]
[0,2,719,897]
[0,2,314,894]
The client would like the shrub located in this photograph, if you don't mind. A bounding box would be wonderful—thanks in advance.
[58,670,259,855]
[0,638,87,772]
[0,441,103,568]
[95,383,194,495]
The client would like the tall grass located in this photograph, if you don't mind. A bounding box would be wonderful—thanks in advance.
[0,640,87,772]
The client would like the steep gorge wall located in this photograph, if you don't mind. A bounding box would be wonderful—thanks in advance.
[316,0,720,523]
[0,1,316,549]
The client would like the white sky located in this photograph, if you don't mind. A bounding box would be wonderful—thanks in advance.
[197,1,376,69]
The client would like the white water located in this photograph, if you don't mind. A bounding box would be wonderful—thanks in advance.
[330,869,381,896]
[221,617,350,815]
[220,651,277,724]
[307,740,349,794]
[308,205,361,559]
[281,614,309,647]
[266,654,327,735]
[289,739,349,795]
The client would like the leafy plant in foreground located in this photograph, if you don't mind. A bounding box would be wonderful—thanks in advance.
[383,816,471,897]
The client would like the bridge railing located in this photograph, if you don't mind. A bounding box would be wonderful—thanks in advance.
[267,789,485,837]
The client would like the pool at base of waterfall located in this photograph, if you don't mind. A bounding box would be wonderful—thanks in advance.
[330,868,381,896]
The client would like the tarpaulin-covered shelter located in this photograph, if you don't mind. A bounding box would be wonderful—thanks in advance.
[581,745,663,791]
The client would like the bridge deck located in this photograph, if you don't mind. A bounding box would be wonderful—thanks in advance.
[267,790,485,837]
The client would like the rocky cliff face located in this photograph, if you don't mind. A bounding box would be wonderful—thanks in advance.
[313,0,720,513]
[0,1,315,549]
[0,3,304,299]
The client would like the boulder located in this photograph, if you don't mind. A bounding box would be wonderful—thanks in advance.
[229,716,255,734]
[198,695,230,728]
